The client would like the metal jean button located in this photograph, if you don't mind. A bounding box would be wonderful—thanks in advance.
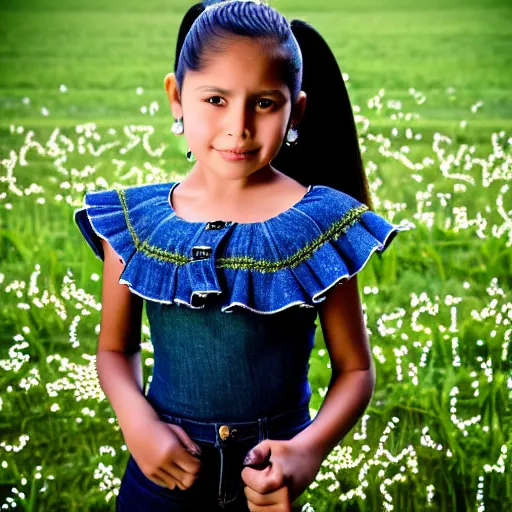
[218,425,237,440]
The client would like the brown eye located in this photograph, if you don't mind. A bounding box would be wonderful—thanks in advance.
[206,96,224,106]
[205,97,275,109]
[256,99,275,109]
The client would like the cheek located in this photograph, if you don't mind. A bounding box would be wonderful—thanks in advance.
[183,104,212,134]
[185,119,211,144]
[267,121,288,147]
[258,115,286,137]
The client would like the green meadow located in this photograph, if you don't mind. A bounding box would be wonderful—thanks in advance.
[1,0,511,510]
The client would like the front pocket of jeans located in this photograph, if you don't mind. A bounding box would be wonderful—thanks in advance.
[270,418,312,440]
[128,456,196,501]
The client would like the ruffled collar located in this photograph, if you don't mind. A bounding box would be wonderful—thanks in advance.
[74,180,411,314]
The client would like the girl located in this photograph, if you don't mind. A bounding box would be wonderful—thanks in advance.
[74,1,410,510]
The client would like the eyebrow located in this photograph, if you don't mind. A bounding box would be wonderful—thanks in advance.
[195,86,286,98]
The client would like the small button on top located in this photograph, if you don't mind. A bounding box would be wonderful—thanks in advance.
[191,246,212,260]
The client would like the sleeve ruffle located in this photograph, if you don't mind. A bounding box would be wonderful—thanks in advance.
[289,209,409,304]
[73,188,136,264]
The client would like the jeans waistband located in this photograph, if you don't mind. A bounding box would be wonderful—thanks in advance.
[157,403,311,448]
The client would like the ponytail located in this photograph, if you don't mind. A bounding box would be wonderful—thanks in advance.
[273,19,374,210]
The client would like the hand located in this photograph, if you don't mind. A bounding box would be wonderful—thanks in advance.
[241,438,322,510]
[123,416,203,491]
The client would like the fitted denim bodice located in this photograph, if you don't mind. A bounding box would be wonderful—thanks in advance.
[144,294,318,422]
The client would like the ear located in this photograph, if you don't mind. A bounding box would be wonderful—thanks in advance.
[290,90,307,127]
[163,72,183,118]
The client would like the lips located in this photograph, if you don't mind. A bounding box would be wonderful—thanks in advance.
[216,148,259,161]
[217,148,258,154]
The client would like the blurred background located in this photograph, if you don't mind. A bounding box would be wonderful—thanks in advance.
[0,0,511,510]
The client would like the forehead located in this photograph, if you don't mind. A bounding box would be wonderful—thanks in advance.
[184,36,289,96]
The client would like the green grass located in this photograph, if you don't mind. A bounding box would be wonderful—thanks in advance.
[0,0,511,510]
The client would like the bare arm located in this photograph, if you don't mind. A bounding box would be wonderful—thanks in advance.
[289,275,376,462]
[95,238,160,437]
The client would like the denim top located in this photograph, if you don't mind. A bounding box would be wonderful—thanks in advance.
[143,294,317,421]
[74,180,410,421]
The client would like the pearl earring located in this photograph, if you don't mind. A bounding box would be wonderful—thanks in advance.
[285,125,299,146]
[171,117,194,161]
[171,116,184,135]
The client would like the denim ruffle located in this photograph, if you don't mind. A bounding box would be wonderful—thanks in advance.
[74,181,412,314]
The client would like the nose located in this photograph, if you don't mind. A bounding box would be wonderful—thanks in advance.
[226,102,252,139]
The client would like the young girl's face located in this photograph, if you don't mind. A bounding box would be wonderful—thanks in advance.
[171,35,304,181]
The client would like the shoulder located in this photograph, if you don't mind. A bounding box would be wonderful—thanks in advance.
[79,181,174,231]
[293,185,404,246]
[304,185,368,213]
[74,181,176,262]
[266,184,370,250]
[82,181,172,205]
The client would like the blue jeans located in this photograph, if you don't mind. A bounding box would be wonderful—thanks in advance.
[116,403,313,511]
